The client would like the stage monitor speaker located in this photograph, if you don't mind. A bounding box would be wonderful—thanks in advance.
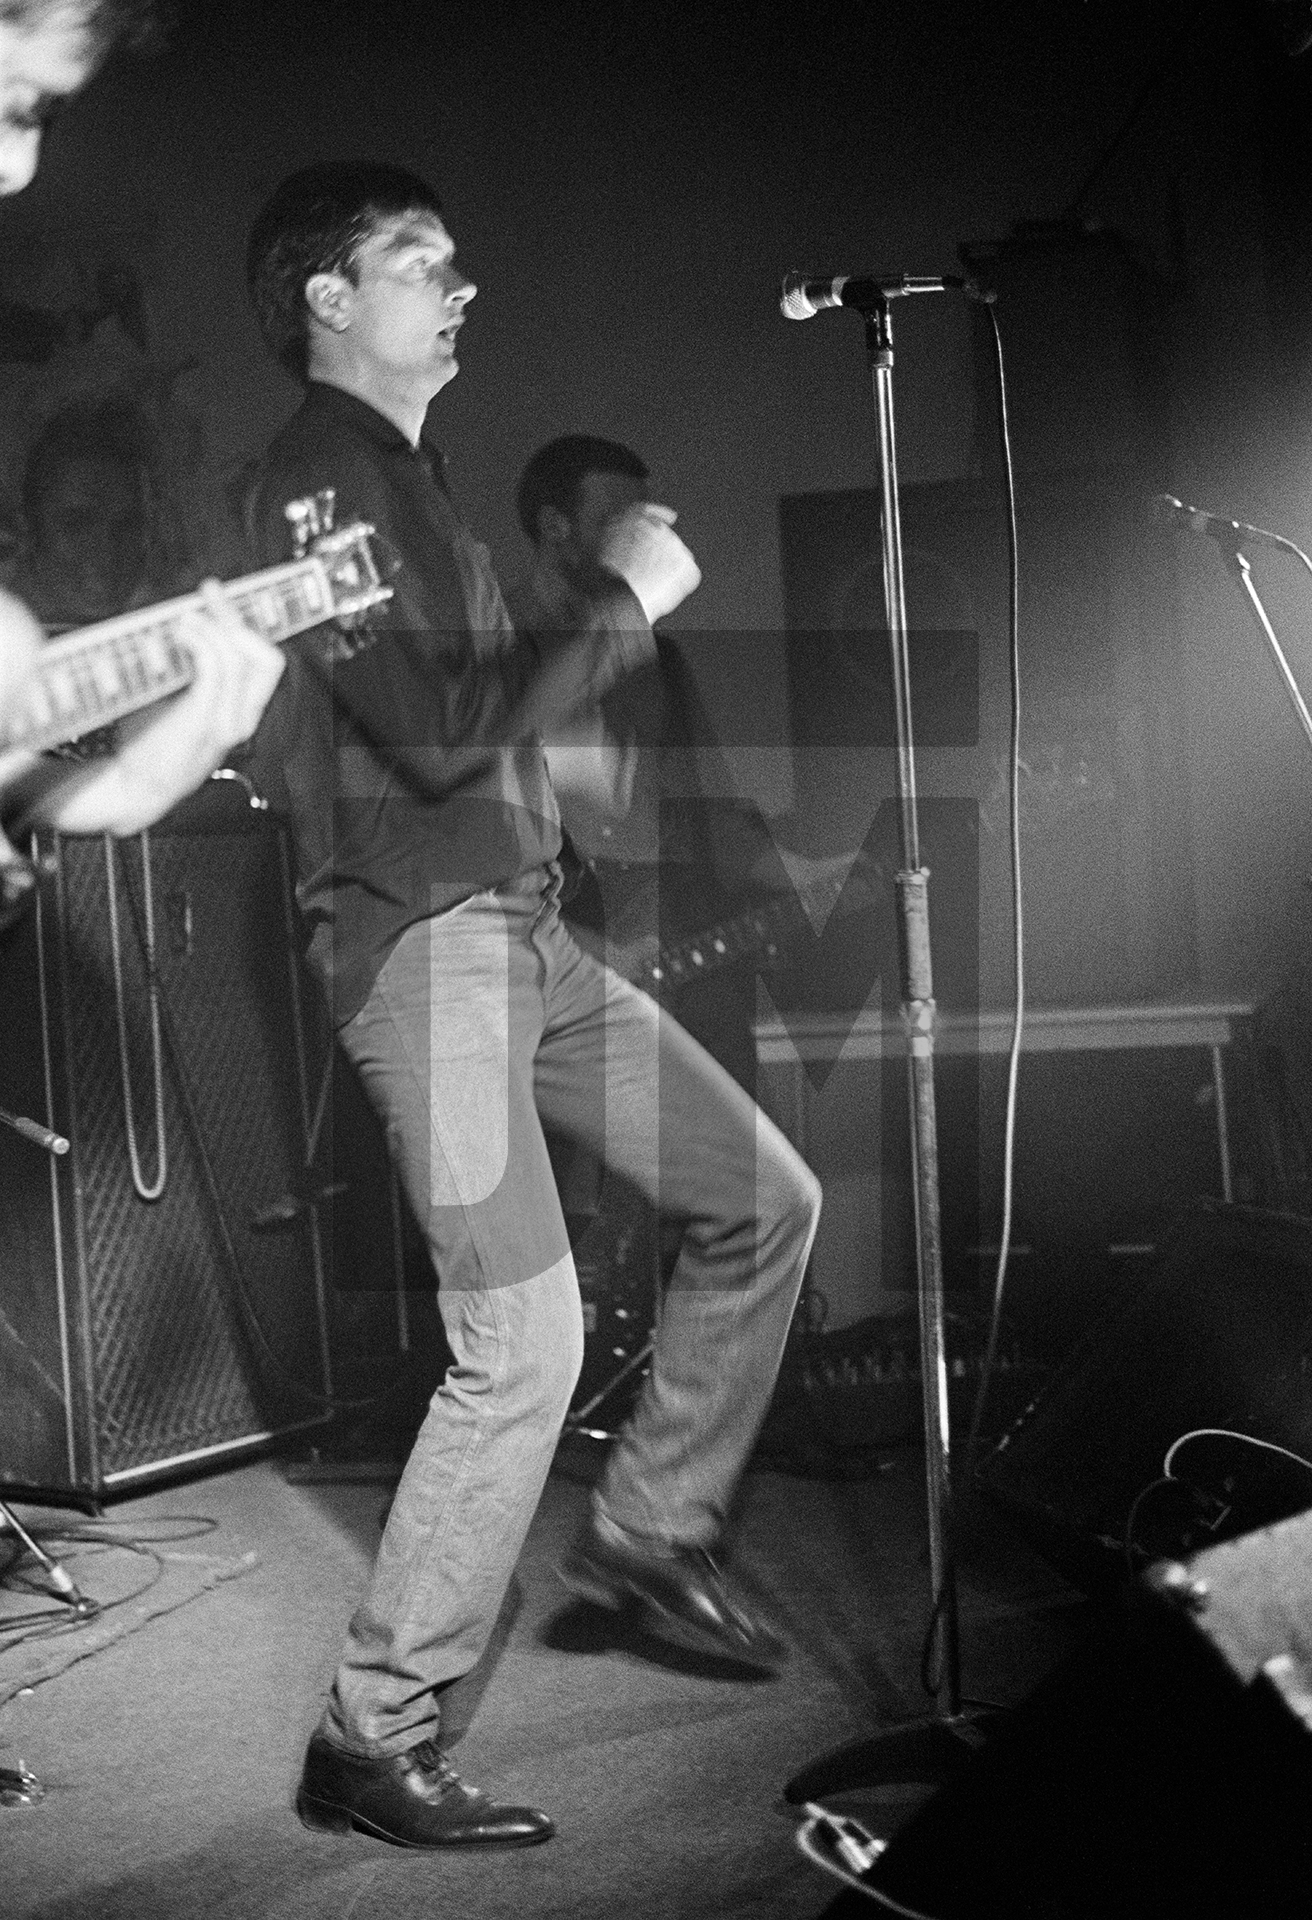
[862,1510,1312,1920]
[976,1200,1312,1590]
[0,810,331,1502]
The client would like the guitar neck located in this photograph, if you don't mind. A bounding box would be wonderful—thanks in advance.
[635,886,827,997]
[0,556,341,756]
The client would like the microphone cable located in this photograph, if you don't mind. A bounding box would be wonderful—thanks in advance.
[110,845,382,1415]
[961,301,1025,1488]
[915,299,1024,1705]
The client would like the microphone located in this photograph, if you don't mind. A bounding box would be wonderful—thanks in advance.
[780,271,975,321]
[0,1107,70,1155]
[1150,494,1286,548]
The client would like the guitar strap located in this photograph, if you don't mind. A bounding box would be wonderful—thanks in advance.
[555,828,593,907]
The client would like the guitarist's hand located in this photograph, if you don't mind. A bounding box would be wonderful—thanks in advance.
[598,503,701,625]
[24,581,284,836]
[0,583,39,717]
[0,584,42,801]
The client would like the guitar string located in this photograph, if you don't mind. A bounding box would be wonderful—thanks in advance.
[3,539,382,754]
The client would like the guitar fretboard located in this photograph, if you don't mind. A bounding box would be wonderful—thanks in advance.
[642,902,789,993]
[0,557,337,756]
[634,875,851,997]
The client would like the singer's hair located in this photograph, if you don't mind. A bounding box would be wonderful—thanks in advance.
[516,436,648,544]
[247,162,445,381]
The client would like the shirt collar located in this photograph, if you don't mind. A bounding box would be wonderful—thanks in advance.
[302,380,445,471]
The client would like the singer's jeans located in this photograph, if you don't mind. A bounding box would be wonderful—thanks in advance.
[323,864,821,1757]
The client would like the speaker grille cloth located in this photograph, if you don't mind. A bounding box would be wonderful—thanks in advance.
[57,829,325,1478]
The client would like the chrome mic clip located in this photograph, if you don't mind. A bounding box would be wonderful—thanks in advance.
[1150,493,1286,549]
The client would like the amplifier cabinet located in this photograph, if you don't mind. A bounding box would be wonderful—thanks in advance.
[0,815,330,1501]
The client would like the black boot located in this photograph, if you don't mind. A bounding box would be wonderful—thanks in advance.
[296,1732,554,1848]
[560,1514,788,1671]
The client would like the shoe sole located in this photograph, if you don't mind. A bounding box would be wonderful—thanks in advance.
[557,1552,630,1613]
[296,1788,553,1848]
[556,1555,785,1672]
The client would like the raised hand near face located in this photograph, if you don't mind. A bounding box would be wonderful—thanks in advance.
[597,502,701,626]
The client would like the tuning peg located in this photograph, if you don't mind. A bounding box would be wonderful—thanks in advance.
[315,487,337,534]
[284,497,315,558]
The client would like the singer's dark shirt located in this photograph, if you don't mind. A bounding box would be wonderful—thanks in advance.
[504,568,783,1093]
[238,382,654,1023]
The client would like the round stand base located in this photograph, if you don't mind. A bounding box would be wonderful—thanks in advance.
[783,1704,1001,1808]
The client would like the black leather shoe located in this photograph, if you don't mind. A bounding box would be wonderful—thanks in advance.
[296,1732,554,1848]
[559,1517,788,1672]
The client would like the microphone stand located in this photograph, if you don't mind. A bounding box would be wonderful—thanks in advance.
[0,1113,93,1624]
[784,293,992,1806]
[1207,524,1312,758]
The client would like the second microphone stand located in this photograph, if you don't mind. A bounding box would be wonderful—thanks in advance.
[1207,523,1312,758]
[786,292,992,1806]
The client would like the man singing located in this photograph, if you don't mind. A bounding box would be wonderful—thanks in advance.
[240,162,821,1851]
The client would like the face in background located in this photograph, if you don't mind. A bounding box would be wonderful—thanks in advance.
[558,469,650,568]
[0,2,99,195]
[26,450,150,620]
[0,1,105,743]
[310,209,477,399]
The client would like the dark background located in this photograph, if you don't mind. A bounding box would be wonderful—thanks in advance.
[6,0,1312,1003]
[22,0,1309,994]
[8,4,1312,1340]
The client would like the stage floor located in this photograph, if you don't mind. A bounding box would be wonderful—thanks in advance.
[0,1437,1086,1919]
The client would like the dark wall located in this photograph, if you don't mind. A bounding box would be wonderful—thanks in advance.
[6,0,1311,998]
[15,1,1225,596]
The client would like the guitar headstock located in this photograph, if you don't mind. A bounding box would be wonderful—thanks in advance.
[284,493,394,631]
[284,489,337,555]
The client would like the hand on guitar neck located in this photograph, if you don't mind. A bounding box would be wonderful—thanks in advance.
[0,581,41,777]
[0,578,286,932]
[0,511,388,879]
[0,579,285,841]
